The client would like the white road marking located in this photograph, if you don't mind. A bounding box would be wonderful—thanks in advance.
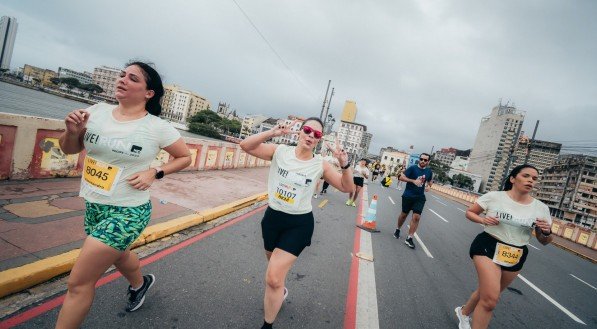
[356,188,380,329]
[570,274,597,291]
[528,243,540,250]
[518,274,586,325]
[413,233,434,258]
[431,194,441,200]
[429,209,449,223]
[435,199,448,206]
[388,196,395,205]
[406,225,434,258]
[457,208,466,213]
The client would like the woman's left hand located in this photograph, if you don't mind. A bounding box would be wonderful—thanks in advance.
[326,138,348,167]
[127,169,156,190]
[535,218,551,234]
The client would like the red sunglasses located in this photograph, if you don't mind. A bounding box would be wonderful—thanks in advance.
[302,125,323,139]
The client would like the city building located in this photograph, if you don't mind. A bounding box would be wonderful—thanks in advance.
[272,116,304,145]
[0,16,17,70]
[468,102,525,192]
[450,156,469,171]
[447,168,483,192]
[160,85,210,130]
[407,153,421,168]
[256,118,278,133]
[361,132,373,159]
[380,150,409,174]
[337,120,368,163]
[511,135,561,174]
[57,67,94,85]
[240,114,268,139]
[434,147,458,167]
[22,64,56,87]
[535,154,596,229]
[92,66,120,103]
[340,100,357,122]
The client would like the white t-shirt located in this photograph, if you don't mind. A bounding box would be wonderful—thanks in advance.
[79,103,181,207]
[268,144,323,214]
[353,165,370,178]
[477,191,552,247]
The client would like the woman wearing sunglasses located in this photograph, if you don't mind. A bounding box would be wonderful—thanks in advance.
[240,117,354,329]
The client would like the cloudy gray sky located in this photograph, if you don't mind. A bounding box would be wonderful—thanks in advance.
[2,0,596,155]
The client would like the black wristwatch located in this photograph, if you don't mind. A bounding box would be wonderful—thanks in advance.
[154,167,165,179]
[341,163,351,170]
[541,229,552,237]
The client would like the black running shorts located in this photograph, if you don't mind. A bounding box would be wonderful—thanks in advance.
[469,232,529,272]
[261,207,315,257]
[401,195,426,214]
[353,177,365,187]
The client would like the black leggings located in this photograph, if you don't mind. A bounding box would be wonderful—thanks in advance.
[321,181,330,191]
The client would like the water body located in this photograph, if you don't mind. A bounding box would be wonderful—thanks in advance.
[0,81,217,141]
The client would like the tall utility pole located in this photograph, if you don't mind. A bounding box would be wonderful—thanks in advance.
[323,87,335,126]
[319,80,331,121]
[524,120,540,164]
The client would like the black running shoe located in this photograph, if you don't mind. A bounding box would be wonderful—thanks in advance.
[404,237,415,249]
[393,229,400,239]
[126,274,155,312]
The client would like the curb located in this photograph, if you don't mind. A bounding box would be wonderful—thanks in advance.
[0,192,268,299]
[550,240,597,264]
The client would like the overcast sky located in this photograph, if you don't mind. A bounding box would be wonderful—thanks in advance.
[2,0,596,155]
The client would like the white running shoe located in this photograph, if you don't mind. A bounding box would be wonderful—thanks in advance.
[283,287,288,300]
[313,194,318,199]
[455,306,471,329]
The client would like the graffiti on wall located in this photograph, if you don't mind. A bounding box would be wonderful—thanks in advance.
[39,138,78,171]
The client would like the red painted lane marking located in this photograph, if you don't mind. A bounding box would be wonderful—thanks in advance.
[344,190,366,329]
[0,205,268,329]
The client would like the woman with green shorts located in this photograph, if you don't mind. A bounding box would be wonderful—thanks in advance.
[56,61,191,328]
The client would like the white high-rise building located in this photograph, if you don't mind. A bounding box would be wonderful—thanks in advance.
[468,102,525,192]
[92,66,120,103]
[0,16,18,70]
[160,84,210,130]
[337,120,368,163]
[57,67,94,85]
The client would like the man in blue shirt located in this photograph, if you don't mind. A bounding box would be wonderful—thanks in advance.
[394,153,433,249]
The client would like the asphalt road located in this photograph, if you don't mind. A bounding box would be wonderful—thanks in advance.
[5,181,597,328]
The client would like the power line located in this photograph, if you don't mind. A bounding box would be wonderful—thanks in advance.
[231,0,317,101]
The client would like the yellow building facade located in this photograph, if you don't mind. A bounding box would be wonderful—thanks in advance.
[341,100,357,122]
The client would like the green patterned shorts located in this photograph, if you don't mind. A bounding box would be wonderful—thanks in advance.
[84,201,152,251]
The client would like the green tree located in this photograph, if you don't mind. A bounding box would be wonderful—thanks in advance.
[60,77,81,90]
[188,122,221,138]
[452,174,474,190]
[189,110,222,125]
[429,159,452,184]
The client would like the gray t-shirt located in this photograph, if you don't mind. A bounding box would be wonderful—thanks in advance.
[79,103,180,206]
[477,191,552,246]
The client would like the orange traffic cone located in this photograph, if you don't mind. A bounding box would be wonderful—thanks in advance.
[357,194,380,233]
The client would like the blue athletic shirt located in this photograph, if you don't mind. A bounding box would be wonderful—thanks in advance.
[402,165,433,198]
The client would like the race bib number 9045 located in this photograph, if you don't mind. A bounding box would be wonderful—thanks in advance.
[82,156,122,196]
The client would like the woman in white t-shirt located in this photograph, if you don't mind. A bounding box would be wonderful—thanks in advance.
[455,165,553,329]
[240,117,354,329]
[56,61,191,328]
[346,159,370,207]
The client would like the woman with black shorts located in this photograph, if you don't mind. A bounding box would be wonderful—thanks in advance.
[240,117,354,329]
[346,159,370,207]
[455,164,553,329]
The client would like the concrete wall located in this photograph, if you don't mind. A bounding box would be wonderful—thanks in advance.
[0,113,269,180]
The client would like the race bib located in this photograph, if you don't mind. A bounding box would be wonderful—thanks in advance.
[82,156,123,196]
[492,242,523,267]
[275,182,301,207]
